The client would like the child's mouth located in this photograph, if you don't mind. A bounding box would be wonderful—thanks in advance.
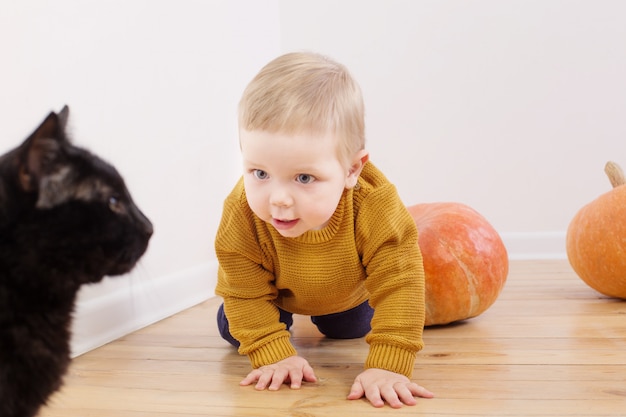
[272,218,299,230]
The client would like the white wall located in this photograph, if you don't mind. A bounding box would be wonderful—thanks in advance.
[2,0,625,354]
[280,0,626,259]
[0,0,281,355]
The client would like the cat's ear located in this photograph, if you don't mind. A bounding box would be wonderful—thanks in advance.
[58,105,70,130]
[19,107,70,192]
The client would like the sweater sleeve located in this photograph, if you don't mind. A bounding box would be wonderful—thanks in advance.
[214,181,297,368]
[355,183,426,378]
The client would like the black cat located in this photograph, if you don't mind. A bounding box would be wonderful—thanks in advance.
[0,106,153,417]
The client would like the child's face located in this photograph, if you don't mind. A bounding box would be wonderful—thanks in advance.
[240,129,360,238]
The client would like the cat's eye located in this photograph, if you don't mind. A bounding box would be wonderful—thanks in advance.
[108,196,124,214]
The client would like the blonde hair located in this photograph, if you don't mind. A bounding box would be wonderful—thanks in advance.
[239,52,365,164]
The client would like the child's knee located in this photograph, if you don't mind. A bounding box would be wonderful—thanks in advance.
[311,301,374,339]
[216,304,240,347]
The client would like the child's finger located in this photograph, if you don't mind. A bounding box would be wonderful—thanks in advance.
[239,369,262,386]
[408,382,435,399]
[303,364,317,383]
[287,368,304,389]
[257,369,279,390]
[364,385,385,408]
[379,385,403,409]
[268,368,289,391]
[392,384,417,407]
[347,380,365,400]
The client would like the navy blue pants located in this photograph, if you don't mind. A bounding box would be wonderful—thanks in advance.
[217,301,374,348]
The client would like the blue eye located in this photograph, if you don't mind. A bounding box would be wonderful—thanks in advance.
[296,174,315,184]
[253,169,268,180]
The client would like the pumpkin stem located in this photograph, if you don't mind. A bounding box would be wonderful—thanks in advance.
[605,161,626,188]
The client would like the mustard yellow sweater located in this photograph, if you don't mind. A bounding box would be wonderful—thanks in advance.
[215,162,425,377]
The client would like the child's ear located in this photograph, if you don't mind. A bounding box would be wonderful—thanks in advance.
[345,150,369,189]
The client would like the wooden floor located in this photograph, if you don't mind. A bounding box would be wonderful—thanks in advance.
[39,260,626,417]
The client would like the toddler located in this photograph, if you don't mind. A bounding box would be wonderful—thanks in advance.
[215,51,433,408]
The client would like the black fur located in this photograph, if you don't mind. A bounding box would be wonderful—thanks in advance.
[0,106,153,417]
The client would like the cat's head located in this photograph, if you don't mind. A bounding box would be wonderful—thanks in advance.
[0,106,153,283]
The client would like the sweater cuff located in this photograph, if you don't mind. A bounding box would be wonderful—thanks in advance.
[365,343,417,378]
[248,336,298,369]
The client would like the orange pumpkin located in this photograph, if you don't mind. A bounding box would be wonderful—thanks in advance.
[566,161,626,299]
[407,203,509,326]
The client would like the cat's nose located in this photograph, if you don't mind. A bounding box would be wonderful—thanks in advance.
[143,219,154,237]
[131,204,153,238]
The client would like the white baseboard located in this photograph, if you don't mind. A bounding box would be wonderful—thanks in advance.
[501,231,567,260]
[70,261,218,357]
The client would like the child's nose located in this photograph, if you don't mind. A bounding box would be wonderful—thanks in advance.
[269,186,294,207]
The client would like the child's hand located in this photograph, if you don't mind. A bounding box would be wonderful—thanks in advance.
[347,368,434,408]
[240,355,317,391]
